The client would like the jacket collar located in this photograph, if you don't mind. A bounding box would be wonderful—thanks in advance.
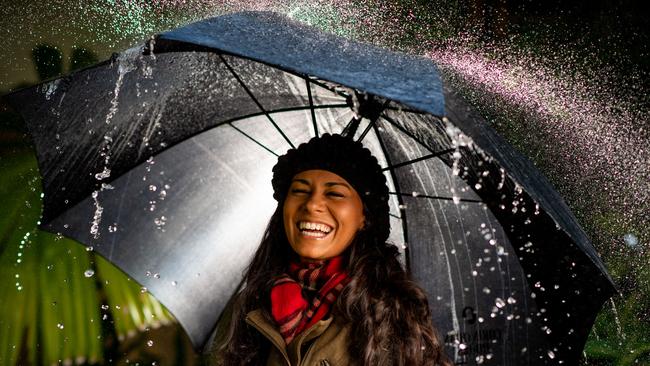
[245,309,334,365]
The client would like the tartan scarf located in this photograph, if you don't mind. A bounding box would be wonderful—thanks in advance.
[270,255,350,345]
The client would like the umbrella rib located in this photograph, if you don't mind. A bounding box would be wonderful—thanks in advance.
[216,103,349,124]
[379,114,437,154]
[381,148,455,171]
[228,123,279,157]
[306,78,352,99]
[306,78,319,137]
[219,54,295,149]
[357,100,391,143]
[222,104,347,157]
[341,116,361,138]
[389,192,482,203]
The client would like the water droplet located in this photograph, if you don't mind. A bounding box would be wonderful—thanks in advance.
[507,297,517,304]
[623,233,638,248]
[94,167,111,180]
[147,340,154,347]
[140,287,148,293]
[458,343,467,350]
[171,281,177,286]
[154,216,167,231]
[84,269,95,278]
[153,273,160,279]
[482,287,491,294]
[547,350,555,359]
[101,305,109,310]
[495,298,506,308]
[149,185,157,192]
[57,323,64,329]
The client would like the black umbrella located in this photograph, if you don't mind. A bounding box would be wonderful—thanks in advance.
[5,11,614,365]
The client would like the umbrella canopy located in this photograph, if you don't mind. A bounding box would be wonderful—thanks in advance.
[4,11,615,365]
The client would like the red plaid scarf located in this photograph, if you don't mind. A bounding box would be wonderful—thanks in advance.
[270,256,350,344]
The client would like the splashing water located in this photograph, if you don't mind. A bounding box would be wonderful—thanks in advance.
[428,40,649,251]
[105,46,140,125]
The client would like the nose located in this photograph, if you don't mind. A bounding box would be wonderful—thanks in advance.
[304,192,326,213]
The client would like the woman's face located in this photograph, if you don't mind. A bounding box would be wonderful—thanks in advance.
[283,169,365,262]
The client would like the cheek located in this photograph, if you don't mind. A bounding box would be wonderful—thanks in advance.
[339,205,364,233]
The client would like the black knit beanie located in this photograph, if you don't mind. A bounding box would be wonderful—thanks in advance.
[272,134,390,243]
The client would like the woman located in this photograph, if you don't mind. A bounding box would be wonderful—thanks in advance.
[216,134,450,365]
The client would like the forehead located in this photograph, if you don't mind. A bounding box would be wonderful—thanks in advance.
[291,169,350,185]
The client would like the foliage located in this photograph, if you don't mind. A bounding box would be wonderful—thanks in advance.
[0,147,176,365]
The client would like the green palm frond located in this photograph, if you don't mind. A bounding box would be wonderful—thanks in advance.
[0,148,175,365]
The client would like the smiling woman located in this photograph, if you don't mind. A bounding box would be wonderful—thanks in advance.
[215,134,451,366]
[283,170,366,262]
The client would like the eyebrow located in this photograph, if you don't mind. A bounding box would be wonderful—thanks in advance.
[292,178,352,189]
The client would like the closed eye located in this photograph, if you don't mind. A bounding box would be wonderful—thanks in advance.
[327,191,345,198]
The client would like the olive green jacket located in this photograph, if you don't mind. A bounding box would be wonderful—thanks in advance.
[246,309,354,366]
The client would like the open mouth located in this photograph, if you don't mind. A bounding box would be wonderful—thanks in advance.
[297,221,333,238]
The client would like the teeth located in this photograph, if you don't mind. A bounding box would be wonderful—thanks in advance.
[299,221,331,233]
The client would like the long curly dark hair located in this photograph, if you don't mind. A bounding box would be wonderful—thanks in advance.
[215,204,451,365]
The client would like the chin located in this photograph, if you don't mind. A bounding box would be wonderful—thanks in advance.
[298,252,325,261]
[293,247,326,261]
